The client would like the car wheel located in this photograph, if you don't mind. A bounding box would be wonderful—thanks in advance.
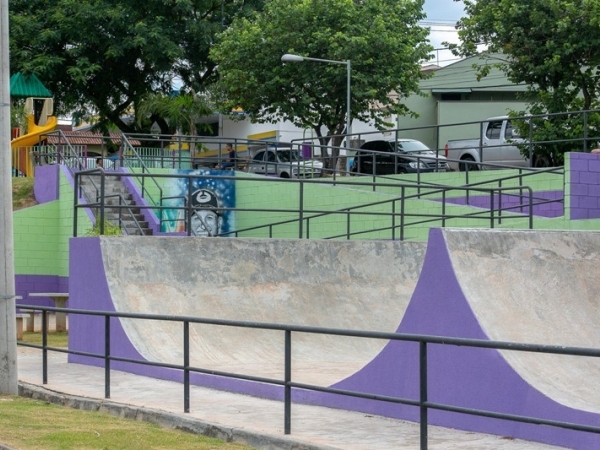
[280,172,290,178]
[459,156,478,172]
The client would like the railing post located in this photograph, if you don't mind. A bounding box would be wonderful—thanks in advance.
[187,175,193,236]
[528,188,534,229]
[42,310,48,384]
[392,201,396,240]
[284,329,292,435]
[490,189,495,229]
[498,181,503,225]
[73,173,79,237]
[419,341,428,450]
[100,172,105,235]
[400,186,405,241]
[441,189,446,227]
[105,315,111,399]
[346,209,351,240]
[298,181,304,238]
[184,321,190,413]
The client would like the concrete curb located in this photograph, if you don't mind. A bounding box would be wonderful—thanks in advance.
[18,382,336,450]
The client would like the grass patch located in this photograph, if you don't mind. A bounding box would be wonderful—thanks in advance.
[0,395,253,449]
[19,331,68,348]
[12,177,37,210]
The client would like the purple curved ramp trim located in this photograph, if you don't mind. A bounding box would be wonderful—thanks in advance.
[316,228,600,449]
[68,233,600,448]
[68,237,285,399]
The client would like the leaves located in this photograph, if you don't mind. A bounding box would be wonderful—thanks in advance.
[455,0,600,162]
[210,0,432,148]
[9,0,264,133]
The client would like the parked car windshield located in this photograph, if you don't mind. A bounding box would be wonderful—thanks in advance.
[277,150,302,162]
[394,140,431,153]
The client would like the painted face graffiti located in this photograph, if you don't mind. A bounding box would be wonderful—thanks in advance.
[190,189,222,237]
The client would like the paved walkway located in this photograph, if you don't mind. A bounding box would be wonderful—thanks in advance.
[16,347,562,450]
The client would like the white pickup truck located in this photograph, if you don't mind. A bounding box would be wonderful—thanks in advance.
[444,116,529,171]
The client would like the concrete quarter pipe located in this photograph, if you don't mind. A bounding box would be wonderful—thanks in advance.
[69,229,600,448]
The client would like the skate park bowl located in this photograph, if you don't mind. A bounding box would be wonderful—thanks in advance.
[67,229,600,448]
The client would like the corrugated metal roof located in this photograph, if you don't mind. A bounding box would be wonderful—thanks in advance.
[10,73,52,98]
[419,53,529,93]
[47,132,141,146]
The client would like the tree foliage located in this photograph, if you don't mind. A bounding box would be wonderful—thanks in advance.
[9,0,263,133]
[210,0,432,159]
[452,0,600,163]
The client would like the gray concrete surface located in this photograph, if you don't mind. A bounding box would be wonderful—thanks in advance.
[445,229,600,413]
[100,238,427,386]
[16,347,563,449]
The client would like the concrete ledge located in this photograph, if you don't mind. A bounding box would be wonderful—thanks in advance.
[18,382,334,450]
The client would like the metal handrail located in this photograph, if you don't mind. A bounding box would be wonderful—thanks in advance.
[71,171,548,238]
[16,303,600,449]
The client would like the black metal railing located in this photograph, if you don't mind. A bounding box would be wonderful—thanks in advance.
[72,171,549,238]
[17,304,600,450]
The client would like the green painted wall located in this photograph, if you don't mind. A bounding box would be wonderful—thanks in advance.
[16,161,600,279]
[13,167,92,276]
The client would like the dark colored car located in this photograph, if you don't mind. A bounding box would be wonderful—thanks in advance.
[350,139,448,175]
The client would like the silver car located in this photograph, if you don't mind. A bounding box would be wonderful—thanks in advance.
[247,148,323,178]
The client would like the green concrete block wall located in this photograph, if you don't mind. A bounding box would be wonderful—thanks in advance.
[129,168,567,241]
[13,168,92,277]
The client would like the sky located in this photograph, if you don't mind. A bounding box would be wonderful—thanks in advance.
[422,0,465,67]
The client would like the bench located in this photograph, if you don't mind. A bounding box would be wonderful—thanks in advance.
[15,314,29,340]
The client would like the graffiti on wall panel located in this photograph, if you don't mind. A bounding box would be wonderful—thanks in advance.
[161,169,235,235]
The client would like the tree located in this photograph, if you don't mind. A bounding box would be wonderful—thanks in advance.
[452,0,600,164]
[136,91,214,154]
[210,0,432,169]
[9,0,264,133]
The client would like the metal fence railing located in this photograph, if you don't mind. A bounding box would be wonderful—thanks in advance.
[16,304,600,450]
[71,170,554,238]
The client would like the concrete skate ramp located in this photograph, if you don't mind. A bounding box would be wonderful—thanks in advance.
[70,236,426,386]
[320,228,600,449]
[69,230,600,448]
[445,228,600,413]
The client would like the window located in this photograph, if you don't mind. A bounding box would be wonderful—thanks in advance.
[486,121,503,139]
[253,151,265,162]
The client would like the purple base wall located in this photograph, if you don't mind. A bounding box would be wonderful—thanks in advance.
[68,234,600,449]
[15,275,68,308]
[33,165,60,203]
[119,169,161,234]
[441,191,564,218]
[569,152,600,219]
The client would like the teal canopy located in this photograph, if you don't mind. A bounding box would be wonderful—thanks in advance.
[10,72,52,98]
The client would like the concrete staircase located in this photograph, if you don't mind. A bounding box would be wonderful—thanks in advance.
[79,173,153,236]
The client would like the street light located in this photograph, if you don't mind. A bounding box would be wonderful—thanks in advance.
[281,53,351,146]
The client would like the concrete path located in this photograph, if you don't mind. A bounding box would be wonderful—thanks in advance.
[17,347,562,450]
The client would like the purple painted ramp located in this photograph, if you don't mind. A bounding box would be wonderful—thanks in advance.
[68,231,600,448]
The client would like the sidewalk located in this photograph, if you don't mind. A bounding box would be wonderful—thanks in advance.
[15,347,563,450]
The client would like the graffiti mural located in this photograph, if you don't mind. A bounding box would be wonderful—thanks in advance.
[161,169,235,235]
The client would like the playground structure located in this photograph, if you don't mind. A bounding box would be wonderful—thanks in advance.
[10,73,57,177]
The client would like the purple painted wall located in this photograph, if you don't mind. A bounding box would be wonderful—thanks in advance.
[33,165,60,203]
[15,275,68,309]
[442,191,564,218]
[68,233,600,449]
[119,169,160,234]
[569,152,600,219]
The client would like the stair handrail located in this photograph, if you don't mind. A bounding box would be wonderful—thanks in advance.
[120,134,163,222]
[74,168,149,236]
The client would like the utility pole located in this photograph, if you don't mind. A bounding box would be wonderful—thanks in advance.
[0,0,18,394]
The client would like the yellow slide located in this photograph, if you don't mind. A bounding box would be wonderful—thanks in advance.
[11,114,57,177]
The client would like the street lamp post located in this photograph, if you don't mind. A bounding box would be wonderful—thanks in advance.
[281,54,351,146]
